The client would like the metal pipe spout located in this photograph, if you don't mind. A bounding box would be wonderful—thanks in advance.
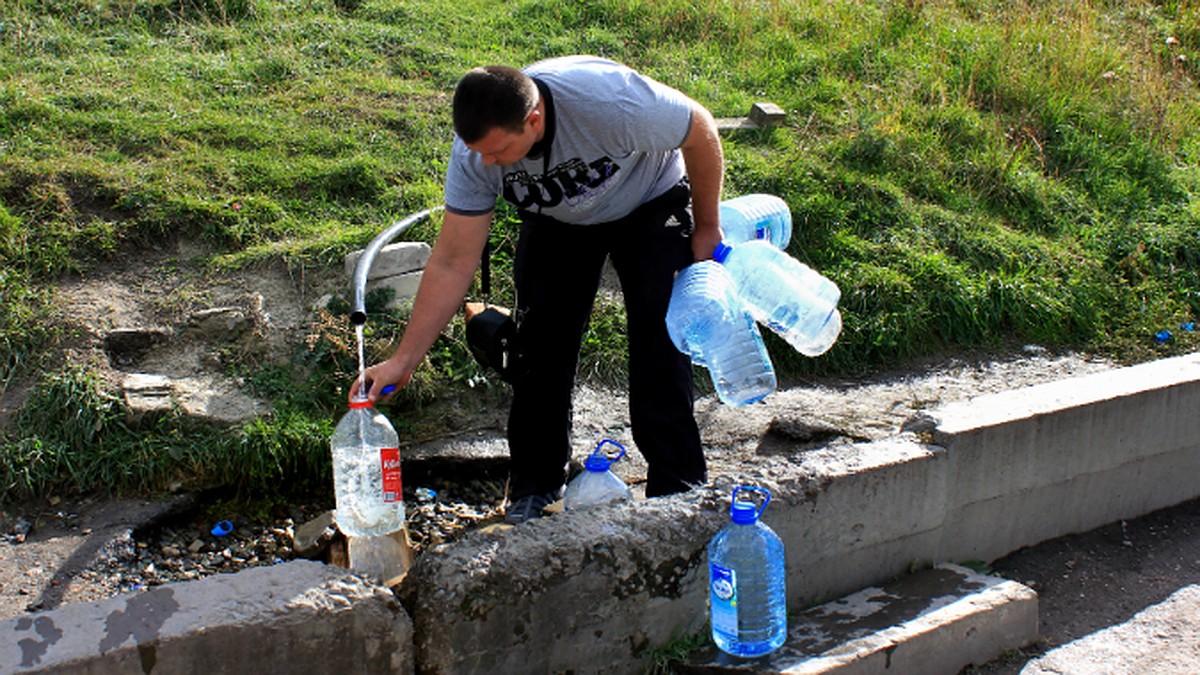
[350,206,444,325]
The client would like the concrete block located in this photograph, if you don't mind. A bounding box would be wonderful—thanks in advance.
[932,353,1200,505]
[344,241,430,282]
[940,441,1200,564]
[929,353,1200,562]
[678,563,1038,674]
[779,438,949,604]
[399,491,723,674]
[749,102,786,127]
[365,270,423,308]
[0,561,414,674]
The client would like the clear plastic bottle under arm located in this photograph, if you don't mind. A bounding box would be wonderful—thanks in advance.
[713,239,843,357]
[718,194,793,249]
[666,261,776,406]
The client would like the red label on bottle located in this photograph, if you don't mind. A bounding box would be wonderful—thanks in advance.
[380,448,402,503]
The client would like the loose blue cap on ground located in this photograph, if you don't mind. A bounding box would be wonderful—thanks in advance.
[211,520,234,537]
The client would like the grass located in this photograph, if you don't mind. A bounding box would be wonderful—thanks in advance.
[2,0,1200,503]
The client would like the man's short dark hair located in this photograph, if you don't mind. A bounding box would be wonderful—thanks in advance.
[452,66,539,144]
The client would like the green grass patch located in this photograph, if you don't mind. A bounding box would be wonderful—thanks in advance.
[3,0,1200,500]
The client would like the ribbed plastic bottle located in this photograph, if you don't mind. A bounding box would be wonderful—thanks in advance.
[708,485,787,657]
[719,194,792,249]
[331,396,405,537]
[563,439,633,510]
[712,239,843,357]
[666,261,777,406]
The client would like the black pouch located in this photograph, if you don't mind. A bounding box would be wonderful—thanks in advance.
[465,303,522,383]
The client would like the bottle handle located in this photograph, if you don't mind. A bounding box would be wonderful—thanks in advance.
[731,485,771,519]
[592,439,627,463]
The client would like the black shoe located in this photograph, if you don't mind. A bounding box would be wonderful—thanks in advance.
[505,491,559,525]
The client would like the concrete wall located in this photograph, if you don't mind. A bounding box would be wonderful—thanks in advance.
[5,352,1200,674]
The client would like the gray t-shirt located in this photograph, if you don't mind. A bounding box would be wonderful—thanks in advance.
[444,55,694,225]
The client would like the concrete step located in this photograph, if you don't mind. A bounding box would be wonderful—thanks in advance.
[676,563,1037,674]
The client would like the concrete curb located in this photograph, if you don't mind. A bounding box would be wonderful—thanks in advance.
[0,561,413,674]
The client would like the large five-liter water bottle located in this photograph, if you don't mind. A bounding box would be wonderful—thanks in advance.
[719,194,792,249]
[563,439,633,510]
[708,485,787,657]
[712,239,843,357]
[666,261,776,406]
[331,396,405,537]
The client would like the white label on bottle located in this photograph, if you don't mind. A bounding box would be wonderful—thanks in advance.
[710,563,738,639]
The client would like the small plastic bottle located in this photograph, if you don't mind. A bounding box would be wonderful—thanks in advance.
[712,239,843,357]
[563,439,633,510]
[666,261,777,406]
[719,194,793,249]
[708,485,787,657]
[331,396,405,537]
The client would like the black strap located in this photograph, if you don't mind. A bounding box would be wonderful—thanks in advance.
[480,239,491,303]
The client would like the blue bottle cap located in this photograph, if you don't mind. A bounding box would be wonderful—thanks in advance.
[585,455,613,472]
[211,520,234,537]
[712,241,733,263]
[731,501,758,524]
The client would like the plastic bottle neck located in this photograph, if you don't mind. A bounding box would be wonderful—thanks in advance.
[348,397,373,409]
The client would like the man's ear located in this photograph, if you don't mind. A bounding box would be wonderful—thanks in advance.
[526,103,543,133]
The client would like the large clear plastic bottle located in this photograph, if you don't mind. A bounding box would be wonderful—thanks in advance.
[666,261,776,406]
[712,239,843,357]
[563,439,633,511]
[719,194,792,249]
[708,485,787,657]
[331,396,405,537]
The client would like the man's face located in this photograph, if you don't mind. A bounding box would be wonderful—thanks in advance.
[466,107,542,167]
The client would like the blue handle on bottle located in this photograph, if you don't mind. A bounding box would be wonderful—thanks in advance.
[595,439,626,462]
[731,485,771,522]
[584,439,627,471]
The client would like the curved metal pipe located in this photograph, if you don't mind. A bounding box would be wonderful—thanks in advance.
[350,205,445,325]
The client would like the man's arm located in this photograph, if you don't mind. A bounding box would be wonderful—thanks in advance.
[355,210,492,401]
[679,102,725,262]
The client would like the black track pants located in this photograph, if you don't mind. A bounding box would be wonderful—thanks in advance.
[506,184,706,499]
